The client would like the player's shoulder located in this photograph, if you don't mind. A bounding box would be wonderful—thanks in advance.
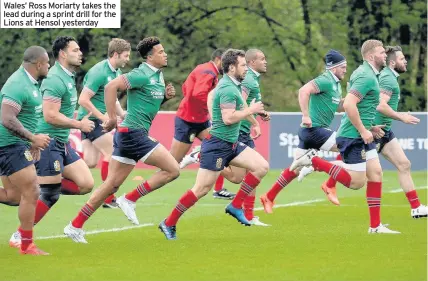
[88,59,107,74]
[2,68,25,90]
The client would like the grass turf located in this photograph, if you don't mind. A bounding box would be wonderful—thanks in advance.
[0,170,426,281]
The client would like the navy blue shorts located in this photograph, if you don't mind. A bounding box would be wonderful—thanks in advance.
[375,130,396,153]
[0,143,34,176]
[36,139,81,176]
[200,134,247,171]
[112,127,160,165]
[238,132,255,149]
[174,116,211,144]
[298,127,336,150]
[81,119,106,142]
[336,136,378,171]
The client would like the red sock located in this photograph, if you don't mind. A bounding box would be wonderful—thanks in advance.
[34,200,50,225]
[101,160,109,181]
[231,173,260,209]
[104,194,116,204]
[405,190,421,209]
[326,154,343,188]
[214,175,224,192]
[125,181,151,202]
[311,157,351,187]
[61,178,80,195]
[165,190,198,226]
[72,204,95,228]
[266,168,297,202]
[367,181,382,228]
[243,195,255,221]
[18,227,33,251]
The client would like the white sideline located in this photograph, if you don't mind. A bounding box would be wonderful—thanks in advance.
[36,186,427,240]
[37,223,153,240]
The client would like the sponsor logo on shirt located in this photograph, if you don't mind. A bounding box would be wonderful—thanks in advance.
[68,83,73,89]
[35,104,42,114]
[332,97,341,104]
[151,91,164,99]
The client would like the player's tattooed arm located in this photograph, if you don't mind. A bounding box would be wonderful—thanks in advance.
[0,103,34,141]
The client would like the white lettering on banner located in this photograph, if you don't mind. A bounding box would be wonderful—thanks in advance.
[416,138,428,150]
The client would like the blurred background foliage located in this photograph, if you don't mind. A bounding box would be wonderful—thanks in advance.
[0,0,426,111]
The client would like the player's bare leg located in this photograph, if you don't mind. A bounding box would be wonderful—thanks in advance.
[0,176,21,206]
[81,139,100,168]
[381,138,427,218]
[160,168,221,240]
[65,159,134,243]
[93,133,120,207]
[10,165,48,255]
[63,159,95,195]
[366,157,400,233]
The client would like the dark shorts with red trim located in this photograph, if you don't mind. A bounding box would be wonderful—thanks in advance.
[199,134,247,171]
[174,116,211,144]
[237,131,255,149]
[374,129,396,153]
[0,143,34,176]
[112,126,160,165]
[81,119,106,142]
[36,139,80,176]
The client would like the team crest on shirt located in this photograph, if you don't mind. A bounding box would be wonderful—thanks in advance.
[54,160,61,171]
[333,84,337,91]
[33,90,38,97]
[107,76,112,82]
[189,133,196,143]
[361,149,366,160]
[216,158,223,169]
[68,83,73,89]
[24,150,33,161]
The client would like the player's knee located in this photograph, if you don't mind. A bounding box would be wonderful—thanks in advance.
[227,175,244,184]
[79,181,94,195]
[256,159,269,178]
[349,177,366,190]
[86,162,98,169]
[367,167,383,182]
[167,164,180,182]
[397,159,411,173]
[21,180,40,202]
[39,183,61,207]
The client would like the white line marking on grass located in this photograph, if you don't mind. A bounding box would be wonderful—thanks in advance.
[37,223,154,240]
[389,186,427,193]
[254,199,325,211]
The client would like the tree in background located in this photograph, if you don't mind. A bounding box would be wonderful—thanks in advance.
[0,0,425,111]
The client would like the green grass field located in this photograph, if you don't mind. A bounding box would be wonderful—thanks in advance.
[1,170,427,281]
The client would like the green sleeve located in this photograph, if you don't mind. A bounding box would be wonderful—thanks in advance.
[122,69,150,89]
[312,75,331,93]
[348,75,374,100]
[219,89,237,109]
[83,70,105,94]
[379,74,395,95]
[40,76,66,101]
